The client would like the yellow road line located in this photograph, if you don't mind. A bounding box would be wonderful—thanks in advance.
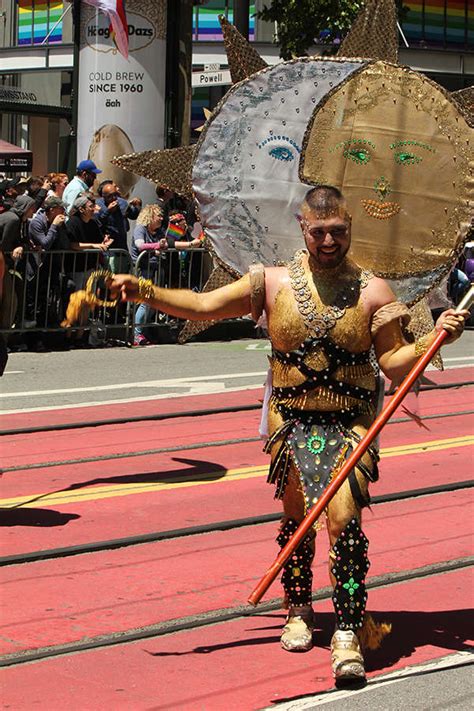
[1,435,472,509]
[381,435,473,456]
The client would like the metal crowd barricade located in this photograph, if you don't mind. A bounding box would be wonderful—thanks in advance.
[0,249,134,344]
[132,247,209,339]
[0,247,211,345]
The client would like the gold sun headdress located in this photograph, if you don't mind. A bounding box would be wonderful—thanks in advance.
[112,1,472,345]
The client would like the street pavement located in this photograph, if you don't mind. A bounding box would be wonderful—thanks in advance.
[269,652,473,710]
[0,331,474,711]
[2,331,474,413]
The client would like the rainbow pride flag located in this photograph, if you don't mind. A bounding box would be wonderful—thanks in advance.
[402,1,472,47]
[17,0,64,46]
[167,223,187,239]
[192,4,255,41]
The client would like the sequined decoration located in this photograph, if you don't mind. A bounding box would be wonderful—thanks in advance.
[288,420,349,511]
[451,86,474,128]
[389,140,435,153]
[391,140,435,167]
[361,199,401,220]
[112,145,195,198]
[394,153,422,166]
[219,14,268,84]
[277,518,314,607]
[306,434,326,454]
[373,176,391,199]
[287,250,372,339]
[331,518,369,630]
[257,135,302,154]
[337,0,398,63]
[329,138,375,165]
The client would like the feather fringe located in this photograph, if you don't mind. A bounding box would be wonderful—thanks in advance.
[358,613,392,650]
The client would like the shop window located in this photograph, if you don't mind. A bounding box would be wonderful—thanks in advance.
[17,0,64,46]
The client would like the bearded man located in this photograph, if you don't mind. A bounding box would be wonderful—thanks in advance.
[108,185,467,682]
[62,160,102,215]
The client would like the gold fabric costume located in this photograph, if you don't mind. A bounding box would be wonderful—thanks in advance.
[267,253,376,441]
[262,251,384,518]
[263,251,389,643]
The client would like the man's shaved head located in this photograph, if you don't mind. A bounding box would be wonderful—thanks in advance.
[302,185,351,223]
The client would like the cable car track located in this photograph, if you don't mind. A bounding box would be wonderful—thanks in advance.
[1,380,472,437]
[3,408,474,474]
[1,479,472,568]
[0,555,471,668]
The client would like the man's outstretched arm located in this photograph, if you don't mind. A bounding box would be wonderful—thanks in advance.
[108,273,252,322]
[374,308,468,384]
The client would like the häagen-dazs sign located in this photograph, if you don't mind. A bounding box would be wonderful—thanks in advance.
[78,0,166,202]
[84,12,156,53]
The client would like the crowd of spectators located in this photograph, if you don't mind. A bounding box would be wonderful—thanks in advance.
[3,160,468,362]
[0,159,207,354]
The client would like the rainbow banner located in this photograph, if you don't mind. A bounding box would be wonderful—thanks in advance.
[401,1,472,47]
[192,2,255,41]
[17,0,64,45]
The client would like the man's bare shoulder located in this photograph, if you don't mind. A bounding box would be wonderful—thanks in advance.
[263,265,290,308]
[265,265,289,280]
[364,275,397,314]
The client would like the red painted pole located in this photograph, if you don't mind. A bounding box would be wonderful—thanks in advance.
[248,288,474,606]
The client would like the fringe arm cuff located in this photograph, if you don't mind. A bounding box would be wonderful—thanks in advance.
[371,301,410,338]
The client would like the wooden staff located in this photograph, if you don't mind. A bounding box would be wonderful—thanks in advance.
[248,286,474,606]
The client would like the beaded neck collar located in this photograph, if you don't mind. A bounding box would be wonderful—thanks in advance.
[287,250,373,339]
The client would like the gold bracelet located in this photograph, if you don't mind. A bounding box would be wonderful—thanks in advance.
[85,270,118,308]
[136,277,156,304]
[414,334,431,357]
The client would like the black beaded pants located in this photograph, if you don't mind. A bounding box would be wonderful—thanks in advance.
[280,463,370,615]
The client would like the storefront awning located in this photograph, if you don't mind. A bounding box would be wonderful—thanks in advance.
[0,139,33,173]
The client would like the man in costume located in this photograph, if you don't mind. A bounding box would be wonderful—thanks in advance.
[108,184,467,681]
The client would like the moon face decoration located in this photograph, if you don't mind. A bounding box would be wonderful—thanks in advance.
[192,57,472,305]
[301,61,472,281]
[192,58,366,276]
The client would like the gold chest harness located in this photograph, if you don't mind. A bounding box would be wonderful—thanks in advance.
[269,250,377,419]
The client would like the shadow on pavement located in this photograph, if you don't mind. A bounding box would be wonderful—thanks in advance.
[3,457,227,514]
[144,608,473,669]
[364,608,474,671]
[0,508,80,527]
[65,456,227,489]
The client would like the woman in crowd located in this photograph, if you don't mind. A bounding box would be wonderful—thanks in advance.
[130,204,166,345]
[66,193,113,286]
[48,173,69,200]
[130,204,201,345]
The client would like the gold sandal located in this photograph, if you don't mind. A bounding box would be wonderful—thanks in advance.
[330,630,365,680]
[280,605,314,652]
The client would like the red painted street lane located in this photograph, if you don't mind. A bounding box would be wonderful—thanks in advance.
[1,409,264,469]
[0,385,265,431]
[0,372,472,710]
[0,364,471,434]
[1,567,472,711]
[3,411,473,483]
[2,382,473,482]
[1,489,471,656]
[1,442,472,558]
[2,413,472,557]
